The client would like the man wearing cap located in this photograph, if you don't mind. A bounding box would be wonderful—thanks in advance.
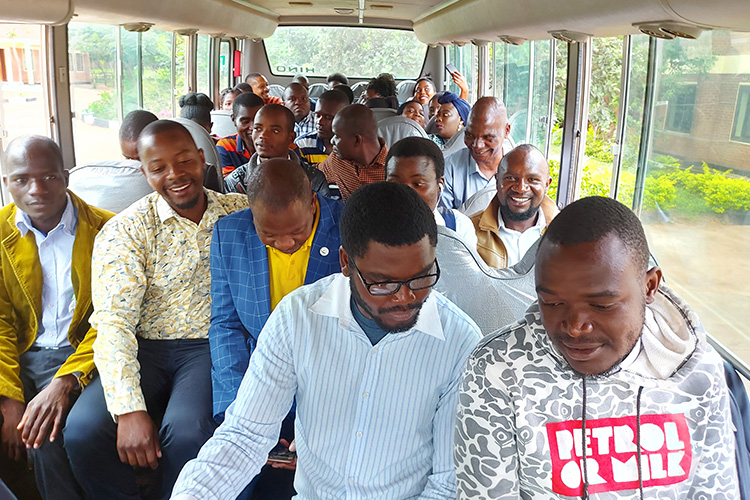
[440,97,512,210]
[209,158,343,498]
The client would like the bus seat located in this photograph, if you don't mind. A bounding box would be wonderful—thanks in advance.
[724,362,750,500]
[377,115,427,149]
[308,83,327,99]
[269,84,285,98]
[68,160,154,213]
[396,80,416,103]
[433,225,537,335]
[351,81,368,101]
[425,115,437,135]
[442,129,466,157]
[168,117,223,188]
[210,110,236,138]
[371,108,398,122]
[460,184,496,216]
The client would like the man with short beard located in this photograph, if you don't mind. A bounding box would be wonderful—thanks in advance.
[170,182,481,500]
[64,121,248,500]
[470,144,558,268]
[455,196,738,499]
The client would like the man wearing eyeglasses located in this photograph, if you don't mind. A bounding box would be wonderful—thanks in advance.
[171,182,482,500]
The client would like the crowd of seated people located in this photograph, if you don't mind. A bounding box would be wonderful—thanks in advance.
[0,67,745,500]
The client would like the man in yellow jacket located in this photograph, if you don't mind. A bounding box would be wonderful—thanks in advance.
[0,136,112,500]
[470,144,558,268]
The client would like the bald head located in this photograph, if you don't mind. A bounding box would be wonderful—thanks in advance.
[332,104,378,142]
[247,158,313,211]
[499,144,549,177]
[2,135,64,176]
[464,97,512,169]
[468,97,508,125]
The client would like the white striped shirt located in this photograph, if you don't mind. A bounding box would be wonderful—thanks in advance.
[171,273,481,500]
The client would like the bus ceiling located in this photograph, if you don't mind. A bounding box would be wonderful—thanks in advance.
[1,0,750,43]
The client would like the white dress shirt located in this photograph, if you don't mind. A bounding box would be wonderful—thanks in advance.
[171,273,481,500]
[15,194,77,347]
[496,206,546,267]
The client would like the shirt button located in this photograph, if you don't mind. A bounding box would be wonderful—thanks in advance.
[349,477,355,485]
[371,347,378,354]
[356,431,362,438]
[362,392,369,399]
[319,246,329,256]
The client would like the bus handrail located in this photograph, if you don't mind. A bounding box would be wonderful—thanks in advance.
[706,332,750,381]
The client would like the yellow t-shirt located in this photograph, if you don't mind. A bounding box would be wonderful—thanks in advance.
[267,199,321,310]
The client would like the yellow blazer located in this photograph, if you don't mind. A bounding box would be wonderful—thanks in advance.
[0,191,113,402]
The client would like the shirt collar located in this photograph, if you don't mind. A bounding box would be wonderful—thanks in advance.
[309,274,445,341]
[15,193,77,237]
[496,203,546,233]
[156,188,213,225]
[236,134,248,154]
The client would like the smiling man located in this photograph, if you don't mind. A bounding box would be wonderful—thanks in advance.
[470,144,558,268]
[171,182,481,500]
[440,97,512,210]
[0,136,112,500]
[455,196,738,499]
[63,121,248,500]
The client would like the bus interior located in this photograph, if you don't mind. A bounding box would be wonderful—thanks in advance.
[1,0,750,376]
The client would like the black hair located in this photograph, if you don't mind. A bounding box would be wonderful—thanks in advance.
[318,89,350,108]
[260,103,296,133]
[385,137,445,179]
[178,92,213,127]
[540,196,650,272]
[235,82,253,93]
[220,87,240,104]
[137,120,196,153]
[245,72,263,83]
[397,100,422,116]
[246,158,312,211]
[366,75,397,98]
[327,72,349,86]
[335,85,354,104]
[2,135,64,175]
[415,77,436,91]
[365,96,398,110]
[232,92,264,117]
[120,110,158,143]
[341,182,437,260]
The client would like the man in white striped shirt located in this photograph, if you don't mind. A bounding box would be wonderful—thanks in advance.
[171,182,481,500]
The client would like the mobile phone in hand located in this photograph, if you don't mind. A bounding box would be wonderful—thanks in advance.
[445,63,459,74]
[268,443,296,464]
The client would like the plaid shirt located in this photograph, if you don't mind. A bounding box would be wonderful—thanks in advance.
[317,138,388,201]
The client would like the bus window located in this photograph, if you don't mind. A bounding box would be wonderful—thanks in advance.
[0,24,51,164]
[447,43,476,101]
[219,39,231,90]
[68,22,120,167]
[142,29,186,118]
[196,35,211,96]
[264,26,426,80]
[635,30,750,364]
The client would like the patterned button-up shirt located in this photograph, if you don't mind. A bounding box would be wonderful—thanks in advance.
[91,190,248,416]
[317,138,388,201]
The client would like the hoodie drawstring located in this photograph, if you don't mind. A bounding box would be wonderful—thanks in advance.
[581,376,589,500]
[635,385,645,500]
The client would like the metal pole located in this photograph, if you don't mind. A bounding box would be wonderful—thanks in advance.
[116,27,123,120]
[136,32,144,109]
[632,36,659,215]
[474,40,490,99]
[610,36,633,199]
[171,32,176,118]
[525,41,535,145]
[544,39,557,159]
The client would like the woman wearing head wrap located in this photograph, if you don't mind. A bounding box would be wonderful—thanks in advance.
[398,100,425,128]
[430,91,470,148]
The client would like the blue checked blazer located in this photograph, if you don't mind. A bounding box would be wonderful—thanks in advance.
[209,195,344,421]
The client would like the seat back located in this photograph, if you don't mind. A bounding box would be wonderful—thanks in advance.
[371,108,398,122]
[269,84,285,98]
[396,80,416,103]
[169,117,222,183]
[308,83,328,99]
[433,225,537,335]
[377,116,427,149]
[351,81,368,101]
[68,160,154,213]
[210,110,236,138]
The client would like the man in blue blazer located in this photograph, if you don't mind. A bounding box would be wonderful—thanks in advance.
[209,158,343,499]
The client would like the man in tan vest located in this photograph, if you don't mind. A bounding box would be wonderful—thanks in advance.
[471,144,558,268]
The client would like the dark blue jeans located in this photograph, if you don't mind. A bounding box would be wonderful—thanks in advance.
[64,338,216,500]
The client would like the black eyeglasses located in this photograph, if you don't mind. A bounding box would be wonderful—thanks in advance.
[354,260,440,296]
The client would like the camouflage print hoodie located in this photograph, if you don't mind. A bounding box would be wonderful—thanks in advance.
[454,284,739,499]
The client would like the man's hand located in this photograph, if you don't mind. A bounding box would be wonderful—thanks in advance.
[450,71,470,101]
[18,374,78,449]
[268,439,297,470]
[0,397,26,462]
[116,410,161,470]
